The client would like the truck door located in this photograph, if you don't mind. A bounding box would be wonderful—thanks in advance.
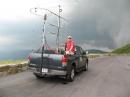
[79,47,86,67]
[75,46,83,68]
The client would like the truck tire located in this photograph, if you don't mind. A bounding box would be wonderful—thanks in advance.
[84,60,88,71]
[66,66,75,82]
[33,73,43,79]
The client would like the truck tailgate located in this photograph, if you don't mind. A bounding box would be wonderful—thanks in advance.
[29,53,64,70]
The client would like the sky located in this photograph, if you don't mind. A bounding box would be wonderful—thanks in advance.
[0,0,130,53]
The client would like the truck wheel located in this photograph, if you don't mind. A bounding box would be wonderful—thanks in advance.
[84,60,88,71]
[33,73,43,79]
[66,66,75,82]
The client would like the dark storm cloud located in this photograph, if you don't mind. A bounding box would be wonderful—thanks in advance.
[1,0,130,52]
[65,0,130,49]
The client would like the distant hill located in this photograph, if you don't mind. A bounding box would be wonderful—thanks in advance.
[86,49,107,54]
[112,44,130,54]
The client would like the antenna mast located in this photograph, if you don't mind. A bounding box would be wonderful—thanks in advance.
[30,1,66,50]
[57,4,62,50]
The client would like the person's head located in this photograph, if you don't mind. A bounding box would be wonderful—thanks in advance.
[67,35,72,41]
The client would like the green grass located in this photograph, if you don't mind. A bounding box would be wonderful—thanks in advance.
[112,44,130,54]
[0,59,26,65]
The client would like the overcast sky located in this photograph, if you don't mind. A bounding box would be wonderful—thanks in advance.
[0,0,130,52]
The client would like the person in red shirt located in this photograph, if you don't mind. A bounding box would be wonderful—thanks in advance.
[65,36,75,55]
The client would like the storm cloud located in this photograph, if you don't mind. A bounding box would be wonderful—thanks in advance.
[64,0,130,50]
[1,0,130,52]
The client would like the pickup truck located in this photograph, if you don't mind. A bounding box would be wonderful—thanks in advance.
[28,46,88,82]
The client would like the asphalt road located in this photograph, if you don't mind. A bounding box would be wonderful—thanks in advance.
[0,56,130,97]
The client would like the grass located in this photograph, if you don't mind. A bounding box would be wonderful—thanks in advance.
[0,59,27,65]
[112,44,130,54]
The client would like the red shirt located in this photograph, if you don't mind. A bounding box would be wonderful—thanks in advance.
[65,39,75,53]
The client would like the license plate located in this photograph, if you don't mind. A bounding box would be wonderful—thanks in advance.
[30,63,36,66]
[42,68,48,73]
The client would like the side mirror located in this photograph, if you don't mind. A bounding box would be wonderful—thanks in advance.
[86,51,88,55]
[86,51,89,55]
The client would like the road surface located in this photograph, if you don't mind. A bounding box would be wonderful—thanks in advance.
[0,56,130,97]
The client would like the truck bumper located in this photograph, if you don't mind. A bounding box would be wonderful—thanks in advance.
[28,67,67,76]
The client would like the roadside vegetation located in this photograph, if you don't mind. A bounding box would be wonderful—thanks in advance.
[0,59,26,65]
[112,44,130,54]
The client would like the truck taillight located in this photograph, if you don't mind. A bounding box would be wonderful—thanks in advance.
[62,55,68,66]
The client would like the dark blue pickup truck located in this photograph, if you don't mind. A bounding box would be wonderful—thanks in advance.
[28,46,88,82]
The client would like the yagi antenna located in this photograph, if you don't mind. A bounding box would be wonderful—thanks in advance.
[30,4,67,50]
